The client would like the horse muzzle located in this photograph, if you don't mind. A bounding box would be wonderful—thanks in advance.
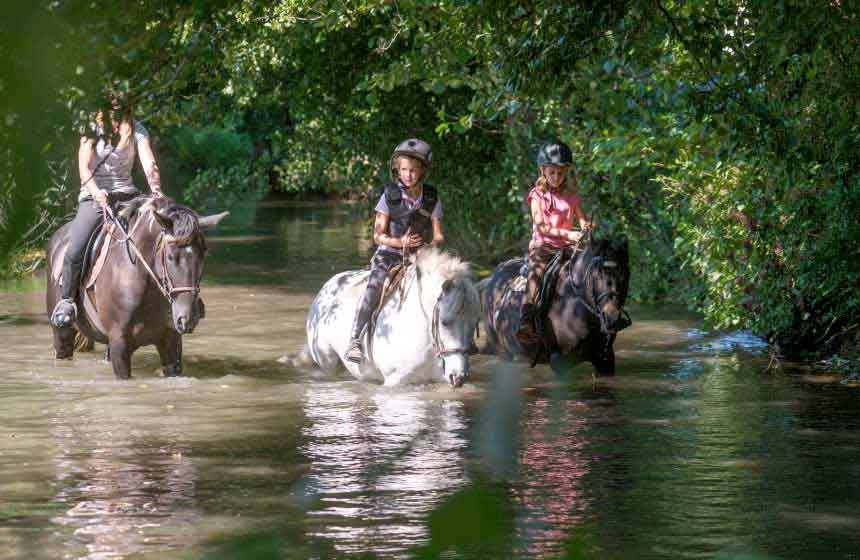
[440,352,470,388]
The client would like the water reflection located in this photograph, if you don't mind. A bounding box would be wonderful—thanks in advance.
[2,203,860,559]
[49,391,198,559]
[300,383,469,556]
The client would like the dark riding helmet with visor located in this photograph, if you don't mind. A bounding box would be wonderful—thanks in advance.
[536,140,573,167]
[390,138,432,181]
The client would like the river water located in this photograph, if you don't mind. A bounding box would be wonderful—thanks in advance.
[1,201,859,559]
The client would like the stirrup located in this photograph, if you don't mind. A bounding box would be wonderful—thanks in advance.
[50,298,77,328]
[344,340,364,364]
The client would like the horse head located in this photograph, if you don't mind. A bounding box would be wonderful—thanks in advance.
[417,248,481,387]
[152,201,228,334]
[566,236,630,335]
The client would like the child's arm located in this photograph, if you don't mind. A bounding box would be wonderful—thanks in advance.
[532,196,585,244]
[372,212,422,249]
[430,218,444,246]
[574,201,591,230]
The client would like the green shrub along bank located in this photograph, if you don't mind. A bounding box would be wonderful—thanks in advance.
[3,2,859,361]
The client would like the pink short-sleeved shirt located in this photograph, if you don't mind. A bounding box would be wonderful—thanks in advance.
[527,186,583,248]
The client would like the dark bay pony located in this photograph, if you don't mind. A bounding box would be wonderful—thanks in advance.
[46,196,228,378]
[481,237,631,375]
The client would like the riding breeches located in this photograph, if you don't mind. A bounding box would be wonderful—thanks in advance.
[350,250,402,341]
[60,193,136,299]
[61,200,104,299]
[525,244,558,307]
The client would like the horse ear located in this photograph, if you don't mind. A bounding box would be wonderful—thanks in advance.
[198,211,229,230]
[154,209,173,232]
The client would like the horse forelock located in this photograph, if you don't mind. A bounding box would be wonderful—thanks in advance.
[164,206,200,245]
[142,201,201,245]
[415,247,471,281]
[414,248,480,320]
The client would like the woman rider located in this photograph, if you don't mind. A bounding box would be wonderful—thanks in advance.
[49,95,164,328]
[344,138,445,363]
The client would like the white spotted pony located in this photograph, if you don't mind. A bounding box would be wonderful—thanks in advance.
[304,248,480,387]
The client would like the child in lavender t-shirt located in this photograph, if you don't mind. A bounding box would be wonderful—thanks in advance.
[344,138,444,363]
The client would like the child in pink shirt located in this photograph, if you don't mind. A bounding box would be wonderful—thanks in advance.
[518,140,591,344]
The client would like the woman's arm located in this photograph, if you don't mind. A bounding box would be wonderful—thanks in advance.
[136,135,163,197]
[78,136,107,205]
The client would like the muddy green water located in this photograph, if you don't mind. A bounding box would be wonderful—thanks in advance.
[1,201,859,559]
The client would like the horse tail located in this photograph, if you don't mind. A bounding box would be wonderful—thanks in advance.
[278,344,313,368]
[74,332,95,352]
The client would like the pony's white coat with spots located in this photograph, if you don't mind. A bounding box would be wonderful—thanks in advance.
[305,248,480,386]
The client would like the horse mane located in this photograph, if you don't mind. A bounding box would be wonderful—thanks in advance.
[132,196,201,244]
[414,246,472,280]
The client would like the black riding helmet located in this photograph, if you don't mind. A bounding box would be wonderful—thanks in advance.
[536,140,573,167]
[390,138,432,181]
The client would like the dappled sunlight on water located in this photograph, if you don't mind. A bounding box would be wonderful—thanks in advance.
[2,202,860,559]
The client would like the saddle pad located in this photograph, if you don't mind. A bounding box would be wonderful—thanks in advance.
[85,223,115,289]
[375,262,408,314]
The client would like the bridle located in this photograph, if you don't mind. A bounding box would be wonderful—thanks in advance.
[156,233,203,304]
[567,249,629,336]
[431,295,474,358]
[415,268,473,359]
[105,205,202,305]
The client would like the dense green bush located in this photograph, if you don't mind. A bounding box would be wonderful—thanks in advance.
[4,1,859,358]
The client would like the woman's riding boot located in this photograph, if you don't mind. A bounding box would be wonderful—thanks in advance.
[51,262,81,328]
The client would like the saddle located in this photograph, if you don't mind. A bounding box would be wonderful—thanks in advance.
[364,261,411,358]
[501,247,578,366]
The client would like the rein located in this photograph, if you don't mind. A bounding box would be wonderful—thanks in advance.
[104,205,199,304]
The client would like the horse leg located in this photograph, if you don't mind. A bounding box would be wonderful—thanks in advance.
[108,334,134,379]
[157,331,183,377]
[52,325,76,360]
[591,342,616,377]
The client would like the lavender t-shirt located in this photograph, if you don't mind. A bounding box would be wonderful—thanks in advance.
[375,184,443,254]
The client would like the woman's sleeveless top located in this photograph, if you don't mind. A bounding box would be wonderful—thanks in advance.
[78,120,150,202]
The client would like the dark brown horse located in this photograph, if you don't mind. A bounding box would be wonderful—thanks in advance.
[481,237,631,375]
[46,196,227,378]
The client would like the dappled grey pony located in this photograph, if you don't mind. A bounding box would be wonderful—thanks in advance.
[481,237,631,375]
[46,196,227,378]
[303,247,481,387]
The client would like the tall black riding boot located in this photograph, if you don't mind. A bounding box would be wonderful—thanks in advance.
[51,260,82,328]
